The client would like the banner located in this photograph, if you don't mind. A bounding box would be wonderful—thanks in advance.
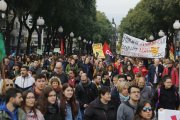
[103,42,114,62]
[121,34,167,58]
[0,33,6,62]
[92,43,105,58]
[158,109,180,120]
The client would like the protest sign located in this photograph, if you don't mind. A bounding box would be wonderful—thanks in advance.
[121,34,167,58]
[92,43,105,58]
[158,109,180,120]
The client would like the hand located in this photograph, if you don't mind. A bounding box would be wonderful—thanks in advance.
[83,104,88,108]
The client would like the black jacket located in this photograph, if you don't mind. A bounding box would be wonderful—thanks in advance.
[51,72,68,84]
[44,104,62,120]
[75,80,98,110]
[152,85,179,110]
[84,98,116,120]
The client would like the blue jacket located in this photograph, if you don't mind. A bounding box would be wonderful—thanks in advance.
[0,103,26,120]
[65,102,82,120]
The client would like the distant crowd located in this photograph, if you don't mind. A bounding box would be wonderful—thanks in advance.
[0,54,179,120]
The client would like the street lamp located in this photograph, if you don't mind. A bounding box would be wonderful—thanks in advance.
[173,20,180,94]
[149,35,154,41]
[37,17,45,49]
[112,18,117,54]
[78,36,81,54]
[58,26,63,54]
[89,41,92,54]
[144,38,147,42]
[83,39,86,54]
[69,32,74,54]
[0,0,7,12]
[158,30,165,37]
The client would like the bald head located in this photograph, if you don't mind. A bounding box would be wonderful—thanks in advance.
[54,62,63,74]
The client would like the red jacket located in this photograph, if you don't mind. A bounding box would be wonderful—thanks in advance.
[162,67,179,87]
[133,66,148,77]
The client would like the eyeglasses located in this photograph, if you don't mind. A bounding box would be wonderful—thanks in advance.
[142,107,152,112]
[26,96,35,99]
[6,84,13,87]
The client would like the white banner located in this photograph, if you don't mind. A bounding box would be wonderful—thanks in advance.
[121,34,167,58]
[158,109,180,120]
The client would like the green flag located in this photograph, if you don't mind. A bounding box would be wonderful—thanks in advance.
[0,33,6,62]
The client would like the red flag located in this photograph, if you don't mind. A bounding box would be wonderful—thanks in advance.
[60,39,64,55]
[103,42,114,62]
[171,115,177,120]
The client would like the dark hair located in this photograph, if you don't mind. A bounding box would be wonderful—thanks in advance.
[134,100,154,120]
[128,85,140,94]
[98,86,110,98]
[162,75,171,83]
[35,74,46,81]
[21,66,29,70]
[21,91,37,117]
[37,86,56,114]
[6,88,22,103]
[60,83,78,120]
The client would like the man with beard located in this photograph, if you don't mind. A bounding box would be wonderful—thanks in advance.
[15,66,35,91]
[75,73,98,118]
[93,75,102,90]
[117,85,140,120]
[0,88,26,119]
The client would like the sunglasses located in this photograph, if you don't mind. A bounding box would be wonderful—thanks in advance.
[142,107,152,112]
[6,84,13,87]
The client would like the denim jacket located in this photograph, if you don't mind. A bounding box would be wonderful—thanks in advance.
[65,102,82,120]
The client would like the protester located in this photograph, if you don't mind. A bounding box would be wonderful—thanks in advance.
[37,86,61,120]
[22,91,45,120]
[60,83,82,120]
[133,100,154,120]
[152,75,179,110]
[15,66,35,91]
[0,88,26,119]
[117,85,140,120]
[49,76,62,98]
[75,73,98,117]
[84,86,116,120]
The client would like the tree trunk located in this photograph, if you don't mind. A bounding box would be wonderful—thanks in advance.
[16,17,23,56]
[26,31,33,55]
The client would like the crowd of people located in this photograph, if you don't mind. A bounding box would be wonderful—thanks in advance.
[0,54,179,120]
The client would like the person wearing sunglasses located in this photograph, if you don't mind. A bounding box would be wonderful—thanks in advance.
[134,100,154,120]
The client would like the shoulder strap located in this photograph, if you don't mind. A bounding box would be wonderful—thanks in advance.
[157,88,160,103]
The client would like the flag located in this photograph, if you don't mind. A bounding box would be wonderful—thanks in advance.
[0,33,6,62]
[169,42,175,61]
[60,38,64,55]
[103,41,114,62]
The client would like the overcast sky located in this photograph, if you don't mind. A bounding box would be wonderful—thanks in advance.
[96,0,141,26]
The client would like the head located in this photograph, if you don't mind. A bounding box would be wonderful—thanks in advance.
[22,91,36,112]
[35,74,46,91]
[113,75,119,86]
[6,88,23,108]
[2,79,14,95]
[154,58,160,66]
[42,86,57,105]
[20,66,29,77]
[33,60,39,68]
[137,77,146,89]
[162,75,172,89]
[119,74,126,82]
[167,59,174,68]
[135,101,154,120]
[80,73,88,84]
[49,76,62,89]
[127,65,132,71]
[60,83,78,119]
[126,74,133,82]
[54,62,63,74]
[99,86,111,103]
[128,85,140,102]
[93,75,101,85]
[68,69,77,79]
[70,58,75,65]
[117,81,130,97]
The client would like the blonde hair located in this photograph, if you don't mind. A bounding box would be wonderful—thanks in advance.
[49,76,61,85]
[116,81,130,93]
[1,79,14,95]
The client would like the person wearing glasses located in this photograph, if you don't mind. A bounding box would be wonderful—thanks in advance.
[21,91,44,120]
[37,86,62,120]
[0,79,14,103]
[133,101,154,120]
[117,85,140,120]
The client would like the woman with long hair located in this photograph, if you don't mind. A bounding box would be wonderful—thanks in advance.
[37,86,62,120]
[134,100,154,120]
[21,91,44,120]
[60,83,82,120]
